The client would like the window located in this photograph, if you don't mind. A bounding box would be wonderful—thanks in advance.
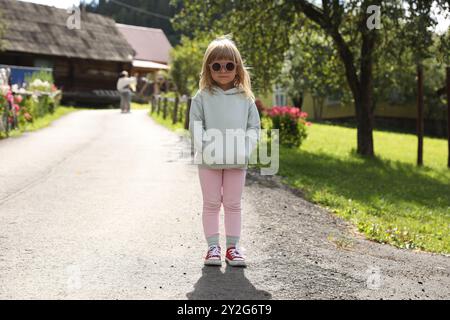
[325,91,342,106]
[34,58,54,69]
[273,83,287,106]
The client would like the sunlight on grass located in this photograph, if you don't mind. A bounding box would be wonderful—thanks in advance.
[148,108,186,131]
[131,102,150,110]
[280,122,450,254]
[302,122,448,170]
[146,100,188,132]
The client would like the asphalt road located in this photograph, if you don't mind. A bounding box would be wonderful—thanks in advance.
[0,109,448,299]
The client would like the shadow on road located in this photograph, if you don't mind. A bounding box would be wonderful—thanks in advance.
[186,265,272,300]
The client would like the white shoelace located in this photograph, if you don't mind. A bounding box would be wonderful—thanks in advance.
[228,247,244,259]
[208,245,221,257]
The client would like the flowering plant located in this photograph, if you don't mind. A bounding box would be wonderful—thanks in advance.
[266,106,311,148]
[1,67,61,137]
[267,106,310,123]
[0,87,21,131]
[28,79,52,92]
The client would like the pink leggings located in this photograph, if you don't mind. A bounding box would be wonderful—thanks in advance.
[198,167,247,239]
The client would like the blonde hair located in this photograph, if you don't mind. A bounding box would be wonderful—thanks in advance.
[199,35,255,100]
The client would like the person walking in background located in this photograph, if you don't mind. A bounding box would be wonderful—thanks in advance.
[116,71,136,113]
[189,35,261,268]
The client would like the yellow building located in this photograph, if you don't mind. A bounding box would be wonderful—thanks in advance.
[256,84,447,137]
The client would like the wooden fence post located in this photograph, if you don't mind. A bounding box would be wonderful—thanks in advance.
[179,97,184,123]
[184,98,191,130]
[162,97,168,119]
[150,95,155,113]
[173,96,179,124]
[157,96,161,115]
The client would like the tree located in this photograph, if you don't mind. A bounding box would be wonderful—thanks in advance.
[85,0,184,45]
[173,0,450,157]
[436,29,450,168]
[400,0,439,166]
[169,35,211,96]
[279,22,349,120]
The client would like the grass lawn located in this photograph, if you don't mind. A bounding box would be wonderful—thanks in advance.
[277,122,450,254]
[144,102,186,131]
[131,102,150,110]
[0,105,82,139]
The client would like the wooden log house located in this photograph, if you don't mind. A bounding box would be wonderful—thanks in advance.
[0,0,135,106]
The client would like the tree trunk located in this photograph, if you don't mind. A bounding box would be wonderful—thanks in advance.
[334,44,375,156]
[329,26,376,157]
[354,96,375,156]
[313,96,322,120]
[356,17,376,157]
[294,0,377,157]
[312,97,317,120]
[318,97,324,121]
[417,64,424,166]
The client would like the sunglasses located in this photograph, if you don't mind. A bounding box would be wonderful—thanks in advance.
[208,61,237,72]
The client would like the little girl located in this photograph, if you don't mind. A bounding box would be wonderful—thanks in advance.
[189,35,261,267]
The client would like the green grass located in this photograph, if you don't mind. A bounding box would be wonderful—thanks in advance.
[131,102,150,110]
[145,102,188,131]
[0,105,83,139]
[276,122,450,254]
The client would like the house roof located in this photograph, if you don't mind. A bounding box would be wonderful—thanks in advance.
[116,23,172,65]
[132,60,169,70]
[0,0,135,62]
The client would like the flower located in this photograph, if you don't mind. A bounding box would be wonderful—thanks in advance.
[29,79,52,92]
[5,90,14,103]
[14,95,23,104]
[267,106,304,121]
[289,108,300,118]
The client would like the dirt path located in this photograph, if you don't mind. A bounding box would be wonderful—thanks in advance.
[0,109,448,299]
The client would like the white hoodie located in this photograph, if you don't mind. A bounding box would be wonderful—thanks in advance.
[189,86,261,169]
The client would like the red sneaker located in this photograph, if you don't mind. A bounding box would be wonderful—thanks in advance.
[204,245,222,266]
[225,247,246,267]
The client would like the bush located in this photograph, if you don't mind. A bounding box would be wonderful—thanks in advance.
[0,76,61,137]
[266,106,311,148]
[255,98,265,115]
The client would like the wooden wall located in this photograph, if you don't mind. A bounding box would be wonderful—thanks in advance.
[0,52,131,92]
